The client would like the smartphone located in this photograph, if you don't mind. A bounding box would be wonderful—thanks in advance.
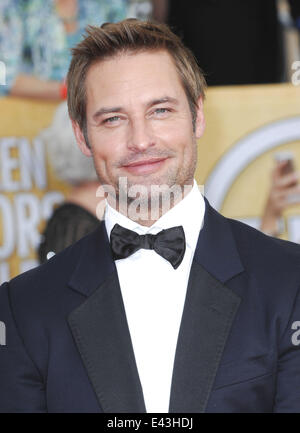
[274,151,296,176]
[274,151,300,204]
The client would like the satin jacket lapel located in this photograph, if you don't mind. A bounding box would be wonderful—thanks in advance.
[169,261,241,412]
[68,223,146,412]
[169,199,244,413]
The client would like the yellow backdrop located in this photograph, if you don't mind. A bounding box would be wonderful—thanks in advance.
[0,97,70,282]
[197,83,300,242]
[1,83,300,282]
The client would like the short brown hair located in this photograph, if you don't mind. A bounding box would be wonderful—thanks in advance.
[67,19,206,140]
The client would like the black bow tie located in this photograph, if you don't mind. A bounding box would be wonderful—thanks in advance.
[110,223,186,269]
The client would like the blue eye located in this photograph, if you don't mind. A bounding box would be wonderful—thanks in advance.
[155,108,169,114]
[104,116,120,123]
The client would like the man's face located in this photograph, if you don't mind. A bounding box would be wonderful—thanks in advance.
[73,50,205,206]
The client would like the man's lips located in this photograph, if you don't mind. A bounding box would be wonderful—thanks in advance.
[122,158,168,175]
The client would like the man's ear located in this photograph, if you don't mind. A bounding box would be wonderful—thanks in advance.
[71,120,92,157]
[194,96,206,139]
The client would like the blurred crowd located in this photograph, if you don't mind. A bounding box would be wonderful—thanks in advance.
[0,0,300,261]
[1,0,300,99]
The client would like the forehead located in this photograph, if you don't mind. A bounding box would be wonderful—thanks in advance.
[85,50,187,108]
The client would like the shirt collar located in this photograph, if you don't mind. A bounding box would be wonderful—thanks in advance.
[104,180,205,251]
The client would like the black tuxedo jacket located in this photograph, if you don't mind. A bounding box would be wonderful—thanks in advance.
[0,199,300,412]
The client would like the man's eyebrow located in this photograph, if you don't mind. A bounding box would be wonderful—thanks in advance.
[147,96,179,108]
[92,97,179,120]
[92,106,123,121]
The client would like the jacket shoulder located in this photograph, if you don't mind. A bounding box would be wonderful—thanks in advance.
[227,217,300,282]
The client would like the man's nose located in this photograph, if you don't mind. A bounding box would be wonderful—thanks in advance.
[127,118,155,152]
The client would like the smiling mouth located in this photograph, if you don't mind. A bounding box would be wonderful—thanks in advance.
[122,158,168,175]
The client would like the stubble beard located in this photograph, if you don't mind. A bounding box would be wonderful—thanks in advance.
[91,140,198,222]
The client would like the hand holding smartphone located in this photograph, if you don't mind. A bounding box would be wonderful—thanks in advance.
[273,151,300,203]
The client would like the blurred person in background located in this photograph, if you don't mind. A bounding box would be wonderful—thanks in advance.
[152,0,300,86]
[37,101,101,263]
[0,0,129,100]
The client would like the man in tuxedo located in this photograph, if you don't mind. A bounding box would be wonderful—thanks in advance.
[0,19,300,413]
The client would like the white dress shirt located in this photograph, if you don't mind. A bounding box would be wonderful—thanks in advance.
[104,180,205,413]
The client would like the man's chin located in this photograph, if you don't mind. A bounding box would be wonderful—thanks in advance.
[126,169,176,186]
